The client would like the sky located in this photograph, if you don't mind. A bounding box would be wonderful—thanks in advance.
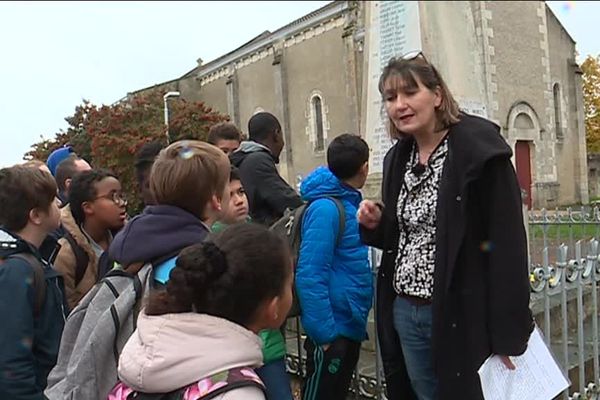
[0,1,598,168]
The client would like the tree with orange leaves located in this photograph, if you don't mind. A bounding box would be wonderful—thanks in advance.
[582,55,600,153]
[26,90,228,212]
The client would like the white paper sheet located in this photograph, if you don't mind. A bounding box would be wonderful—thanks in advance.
[478,327,570,400]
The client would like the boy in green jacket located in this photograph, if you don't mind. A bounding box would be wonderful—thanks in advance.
[213,166,292,399]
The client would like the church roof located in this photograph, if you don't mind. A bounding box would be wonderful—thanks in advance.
[187,1,348,79]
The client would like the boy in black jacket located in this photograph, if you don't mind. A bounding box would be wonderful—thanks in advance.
[230,112,302,226]
[0,166,67,400]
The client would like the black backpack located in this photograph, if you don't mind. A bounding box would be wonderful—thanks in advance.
[269,197,345,318]
[63,231,90,286]
[0,253,47,317]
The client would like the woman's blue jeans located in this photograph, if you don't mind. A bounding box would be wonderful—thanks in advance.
[392,296,438,400]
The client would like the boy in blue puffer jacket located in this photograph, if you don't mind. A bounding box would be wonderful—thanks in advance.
[296,134,373,400]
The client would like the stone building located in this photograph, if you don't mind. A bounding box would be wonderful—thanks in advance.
[129,1,588,208]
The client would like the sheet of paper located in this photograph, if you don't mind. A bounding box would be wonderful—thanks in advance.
[478,327,570,400]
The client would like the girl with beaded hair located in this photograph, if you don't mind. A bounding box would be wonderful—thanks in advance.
[110,223,294,400]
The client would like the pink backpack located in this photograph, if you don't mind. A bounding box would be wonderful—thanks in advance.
[108,367,265,400]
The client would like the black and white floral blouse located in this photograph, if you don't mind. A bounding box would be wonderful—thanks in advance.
[393,136,449,299]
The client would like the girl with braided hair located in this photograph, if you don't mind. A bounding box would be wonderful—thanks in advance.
[110,223,293,400]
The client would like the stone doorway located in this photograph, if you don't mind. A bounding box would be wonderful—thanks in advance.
[515,140,533,209]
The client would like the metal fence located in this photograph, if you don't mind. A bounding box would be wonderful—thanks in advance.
[285,207,600,400]
[529,207,600,400]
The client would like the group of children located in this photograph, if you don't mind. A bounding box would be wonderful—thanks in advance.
[0,112,374,400]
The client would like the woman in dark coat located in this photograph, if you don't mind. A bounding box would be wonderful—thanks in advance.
[358,53,534,400]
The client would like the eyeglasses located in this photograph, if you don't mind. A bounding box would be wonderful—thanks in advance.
[94,191,128,206]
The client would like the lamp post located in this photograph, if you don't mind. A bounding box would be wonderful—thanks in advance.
[163,91,180,144]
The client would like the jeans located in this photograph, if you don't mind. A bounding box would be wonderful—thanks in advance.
[255,358,293,400]
[392,296,437,400]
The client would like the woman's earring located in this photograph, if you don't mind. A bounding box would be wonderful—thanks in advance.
[274,312,279,320]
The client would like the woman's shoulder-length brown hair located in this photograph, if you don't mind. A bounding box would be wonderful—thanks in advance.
[378,56,461,139]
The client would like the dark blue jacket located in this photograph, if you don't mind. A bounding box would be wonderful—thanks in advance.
[0,229,67,400]
[108,205,210,268]
[296,166,373,345]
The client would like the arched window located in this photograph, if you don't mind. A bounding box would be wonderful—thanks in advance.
[553,83,563,139]
[312,96,325,152]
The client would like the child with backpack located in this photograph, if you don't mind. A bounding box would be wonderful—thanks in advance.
[110,223,293,400]
[108,140,230,283]
[53,169,128,310]
[22,160,62,264]
[45,140,231,400]
[212,167,250,231]
[296,134,373,400]
[0,166,68,400]
[213,166,293,400]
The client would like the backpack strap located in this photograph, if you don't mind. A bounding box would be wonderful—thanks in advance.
[96,251,112,281]
[101,265,147,364]
[8,253,47,317]
[64,230,90,286]
[325,197,346,247]
[201,367,265,400]
[200,380,265,400]
[153,257,178,285]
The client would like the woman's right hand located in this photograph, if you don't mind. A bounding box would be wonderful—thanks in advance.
[357,200,382,230]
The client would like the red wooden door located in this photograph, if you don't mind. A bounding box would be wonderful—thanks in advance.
[515,141,532,209]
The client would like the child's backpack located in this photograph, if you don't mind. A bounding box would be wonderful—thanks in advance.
[44,257,175,400]
[63,230,90,287]
[0,252,47,317]
[108,367,266,400]
[269,197,345,318]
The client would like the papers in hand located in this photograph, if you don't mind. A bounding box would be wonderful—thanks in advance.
[478,327,570,400]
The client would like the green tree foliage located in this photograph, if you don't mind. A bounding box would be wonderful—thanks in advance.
[582,55,600,153]
[26,90,228,212]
